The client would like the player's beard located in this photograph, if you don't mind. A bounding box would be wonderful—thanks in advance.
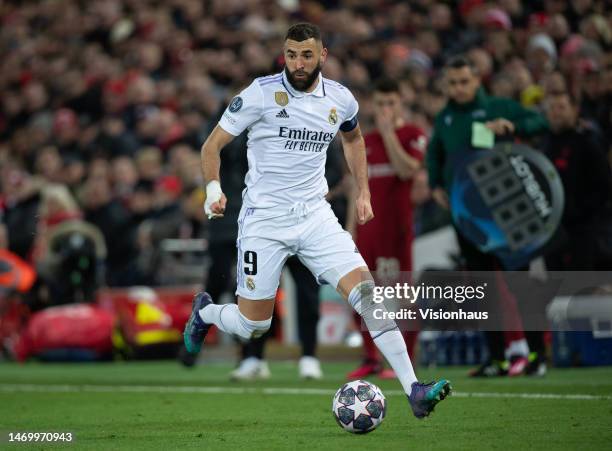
[285,62,322,92]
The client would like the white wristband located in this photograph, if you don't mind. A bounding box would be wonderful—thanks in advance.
[204,180,223,218]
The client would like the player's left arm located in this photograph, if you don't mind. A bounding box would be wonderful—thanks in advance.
[201,125,235,218]
[341,123,374,225]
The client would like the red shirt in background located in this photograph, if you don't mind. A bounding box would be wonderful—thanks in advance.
[356,124,426,279]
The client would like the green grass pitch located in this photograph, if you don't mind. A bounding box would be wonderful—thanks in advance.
[1,361,611,450]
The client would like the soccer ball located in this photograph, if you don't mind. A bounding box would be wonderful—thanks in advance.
[332,380,386,434]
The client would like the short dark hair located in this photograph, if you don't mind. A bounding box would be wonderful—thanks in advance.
[374,77,400,94]
[445,55,478,75]
[285,23,321,42]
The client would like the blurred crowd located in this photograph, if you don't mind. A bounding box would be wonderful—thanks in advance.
[1,0,611,298]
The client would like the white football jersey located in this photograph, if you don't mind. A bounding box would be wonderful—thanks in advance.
[218,70,359,209]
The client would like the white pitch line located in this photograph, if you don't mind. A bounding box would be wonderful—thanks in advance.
[0,384,610,401]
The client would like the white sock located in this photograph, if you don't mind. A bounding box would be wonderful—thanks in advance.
[347,281,418,395]
[199,303,271,341]
[372,329,418,395]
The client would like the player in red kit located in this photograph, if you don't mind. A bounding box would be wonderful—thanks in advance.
[348,77,426,379]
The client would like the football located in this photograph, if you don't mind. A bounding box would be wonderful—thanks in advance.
[332,380,386,434]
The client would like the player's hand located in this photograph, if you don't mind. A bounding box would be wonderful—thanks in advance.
[209,193,227,218]
[485,118,515,135]
[204,180,227,219]
[432,187,449,210]
[355,191,374,225]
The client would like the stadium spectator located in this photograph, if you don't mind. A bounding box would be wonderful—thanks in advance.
[34,146,64,184]
[127,179,155,225]
[81,175,139,286]
[33,184,106,308]
[542,90,612,270]
[0,164,42,260]
[135,147,164,183]
[136,175,187,284]
[111,156,139,199]
[34,184,83,260]
[90,116,139,159]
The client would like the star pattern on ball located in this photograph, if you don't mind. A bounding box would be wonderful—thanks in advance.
[333,380,386,434]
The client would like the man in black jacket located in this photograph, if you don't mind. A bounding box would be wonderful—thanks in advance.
[0,166,41,260]
[542,91,612,270]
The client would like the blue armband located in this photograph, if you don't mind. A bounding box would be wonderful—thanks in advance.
[340,115,358,132]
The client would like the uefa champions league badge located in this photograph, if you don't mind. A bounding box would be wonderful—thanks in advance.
[229,96,243,113]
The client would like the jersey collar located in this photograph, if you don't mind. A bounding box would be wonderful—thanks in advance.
[281,70,326,98]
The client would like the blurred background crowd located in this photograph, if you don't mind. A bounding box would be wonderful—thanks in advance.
[0,0,611,306]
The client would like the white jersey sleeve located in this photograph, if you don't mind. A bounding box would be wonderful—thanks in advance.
[339,89,359,132]
[218,81,263,136]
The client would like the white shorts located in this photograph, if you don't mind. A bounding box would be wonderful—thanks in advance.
[235,200,367,300]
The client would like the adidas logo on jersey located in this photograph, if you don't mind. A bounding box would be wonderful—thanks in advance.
[276,109,290,118]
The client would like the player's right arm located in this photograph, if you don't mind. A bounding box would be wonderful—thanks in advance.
[202,80,264,218]
[201,125,235,218]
